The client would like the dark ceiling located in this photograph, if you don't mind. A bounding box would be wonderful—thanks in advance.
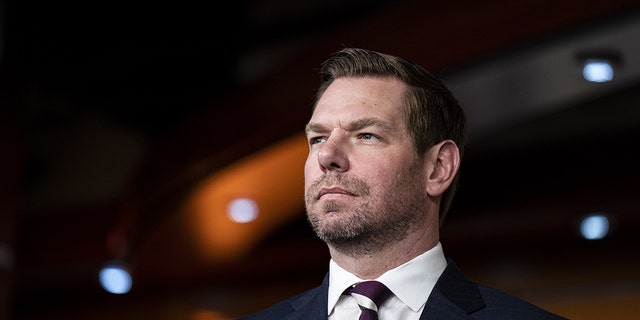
[5,0,393,139]
[2,0,640,319]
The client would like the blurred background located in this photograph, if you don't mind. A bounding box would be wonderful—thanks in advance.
[2,0,640,319]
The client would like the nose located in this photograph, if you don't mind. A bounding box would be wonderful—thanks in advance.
[317,137,349,173]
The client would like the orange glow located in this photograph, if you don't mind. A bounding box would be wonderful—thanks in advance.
[183,133,308,262]
[191,310,232,320]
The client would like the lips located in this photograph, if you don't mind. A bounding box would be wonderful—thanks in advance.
[317,187,356,199]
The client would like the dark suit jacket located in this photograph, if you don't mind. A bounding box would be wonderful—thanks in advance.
[237,260,567,319]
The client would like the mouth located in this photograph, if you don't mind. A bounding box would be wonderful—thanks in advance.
[317,187,356,200]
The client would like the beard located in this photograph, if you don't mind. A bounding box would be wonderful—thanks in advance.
[304,171,426,256]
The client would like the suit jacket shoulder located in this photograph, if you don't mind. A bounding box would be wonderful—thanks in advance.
[424,259,568,319]
[237,275,329,320]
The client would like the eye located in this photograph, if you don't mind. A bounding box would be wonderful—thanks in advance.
[309,136,327,145]
[359,133,379,141]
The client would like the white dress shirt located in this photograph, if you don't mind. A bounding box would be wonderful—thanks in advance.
[327,242,447,320]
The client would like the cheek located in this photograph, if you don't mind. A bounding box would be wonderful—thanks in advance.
[366,162,400,189]
[377,160,424,190]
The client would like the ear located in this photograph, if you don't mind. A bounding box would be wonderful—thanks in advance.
[425,140,461,197]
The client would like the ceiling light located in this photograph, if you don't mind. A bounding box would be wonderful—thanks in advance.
[227,197,259,223]
[582,59,614,82]
[579,213,610,240]
[99,261,132,294]
[576,49,622,83]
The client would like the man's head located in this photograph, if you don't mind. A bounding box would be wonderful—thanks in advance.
[313,48,467,223]
[303,48,467,255]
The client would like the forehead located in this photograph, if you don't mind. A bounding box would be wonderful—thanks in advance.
[312,77,407,123]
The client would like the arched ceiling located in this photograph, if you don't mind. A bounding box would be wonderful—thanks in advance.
[5,0,640,319]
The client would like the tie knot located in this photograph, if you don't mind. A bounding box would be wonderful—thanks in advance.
[346,280,392,310]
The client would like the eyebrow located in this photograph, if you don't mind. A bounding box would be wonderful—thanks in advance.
[305,122,327,134]
[305,117,394,134]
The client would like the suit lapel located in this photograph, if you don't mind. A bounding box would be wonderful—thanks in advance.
[420,259,486,319]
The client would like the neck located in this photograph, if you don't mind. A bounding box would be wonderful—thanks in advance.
[328,220,439,279]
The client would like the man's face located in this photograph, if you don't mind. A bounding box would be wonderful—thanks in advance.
[304,77,429,253]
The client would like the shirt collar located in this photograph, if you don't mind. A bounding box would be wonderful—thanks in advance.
[327,242,447,315]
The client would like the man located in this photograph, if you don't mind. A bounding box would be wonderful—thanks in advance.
[239,48,566,319]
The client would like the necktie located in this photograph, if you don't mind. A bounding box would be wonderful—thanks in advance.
[345,281,392,320]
